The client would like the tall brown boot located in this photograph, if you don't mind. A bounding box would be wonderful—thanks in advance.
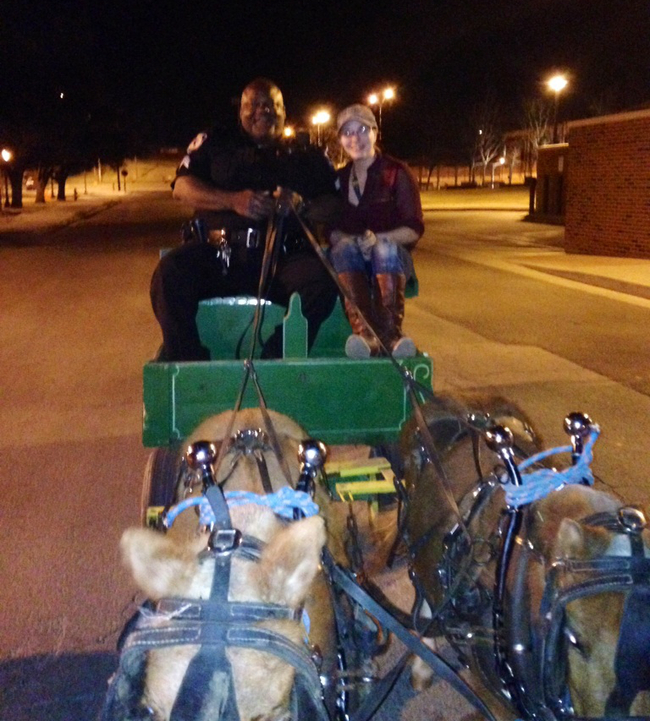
[374,273,416,358]
[338,271,381,358]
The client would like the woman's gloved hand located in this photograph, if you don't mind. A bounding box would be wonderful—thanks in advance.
[357,230,378,260]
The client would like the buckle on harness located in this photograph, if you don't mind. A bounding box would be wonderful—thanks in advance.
[207,528,242,555]
[618,506,647,534]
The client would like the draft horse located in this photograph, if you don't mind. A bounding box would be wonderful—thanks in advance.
[400,396,650,720]
[102,408,338,721]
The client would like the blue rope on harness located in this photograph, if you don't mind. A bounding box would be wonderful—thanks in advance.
[503,427,600,508]
[164,486,320,528]
[161,487,316,639]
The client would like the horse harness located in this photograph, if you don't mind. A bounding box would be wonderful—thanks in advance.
[103,430,406,721]
[102,432,331,721]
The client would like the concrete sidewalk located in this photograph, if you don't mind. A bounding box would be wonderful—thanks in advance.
[517,253,650,300]
[419,186,650,298]
[0,176,529,234]
[0,157,176,236]
[0,189,123,236]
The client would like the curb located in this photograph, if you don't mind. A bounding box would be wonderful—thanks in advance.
[0,198,122,244]
[522,265,650,300]
[52,198,122,232]
[422,206,529,213]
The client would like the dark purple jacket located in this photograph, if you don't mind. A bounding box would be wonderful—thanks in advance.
[336,153,424,249]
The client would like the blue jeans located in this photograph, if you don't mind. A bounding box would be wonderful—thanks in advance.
[329,235,413,279]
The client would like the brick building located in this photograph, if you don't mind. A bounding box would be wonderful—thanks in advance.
[564,108,650,257]
[533,108,650,257]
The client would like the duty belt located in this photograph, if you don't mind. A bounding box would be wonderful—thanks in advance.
[208,227,262,250]
[181,219,261,248]
[181,218,309,277]
[206,227,262,276]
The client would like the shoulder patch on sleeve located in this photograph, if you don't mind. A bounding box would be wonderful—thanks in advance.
[335,177,341,191]
[187,132,208,153]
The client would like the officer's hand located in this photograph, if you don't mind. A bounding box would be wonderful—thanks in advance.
[231,190,275,220]
[275,187,304,217]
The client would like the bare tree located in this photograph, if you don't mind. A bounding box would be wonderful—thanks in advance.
[470,97,502,186]
[504,138,522,184]
[522,98,551,176]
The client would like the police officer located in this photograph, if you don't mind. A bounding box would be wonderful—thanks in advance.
[150,77,340,361]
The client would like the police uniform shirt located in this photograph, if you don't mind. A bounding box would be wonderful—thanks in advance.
[176,126,337,234]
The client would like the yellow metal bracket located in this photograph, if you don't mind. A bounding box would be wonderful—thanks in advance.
[145,506,165,528]
[324,457,396,502]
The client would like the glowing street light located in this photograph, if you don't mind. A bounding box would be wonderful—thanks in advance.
[283,126,295,139]
[547,74,569,143]
[1,148,12,208]
[547,74,568,94]
[311,110,330,146]
[367,86,396,140]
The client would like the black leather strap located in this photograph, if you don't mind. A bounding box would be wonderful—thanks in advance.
[170,647,235,721]
[606,586,650,717]
[155,598,302,624]
[323,552,497,721]
[204,484,235,601]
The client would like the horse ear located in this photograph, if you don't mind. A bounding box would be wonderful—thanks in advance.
[258,516,326,608]
[121,527,199,600]
[554,518,585,559]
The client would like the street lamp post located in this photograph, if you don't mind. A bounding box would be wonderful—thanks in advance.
[311,110,330,147]
[367,86,395,141]
[1,149,12,208]
[491,156,506,189]
[547,74,568,143]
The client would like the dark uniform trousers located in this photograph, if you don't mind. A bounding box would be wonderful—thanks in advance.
[150,240,338,361]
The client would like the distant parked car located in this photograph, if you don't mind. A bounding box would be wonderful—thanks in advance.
[25,176,35,190]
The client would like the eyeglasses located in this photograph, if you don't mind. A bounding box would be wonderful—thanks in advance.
[341,124,372,137]
[242,102,276,115]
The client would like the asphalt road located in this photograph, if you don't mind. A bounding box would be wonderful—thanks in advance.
[1,194,648,720]
[0,193,183,720]
[405,212,650,509]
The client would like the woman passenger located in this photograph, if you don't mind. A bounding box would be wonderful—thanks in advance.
[329,104,424,358]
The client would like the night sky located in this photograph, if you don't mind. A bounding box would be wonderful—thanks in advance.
[2,0,649,159]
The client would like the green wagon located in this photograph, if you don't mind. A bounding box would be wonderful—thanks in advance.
[141,292,433,518]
